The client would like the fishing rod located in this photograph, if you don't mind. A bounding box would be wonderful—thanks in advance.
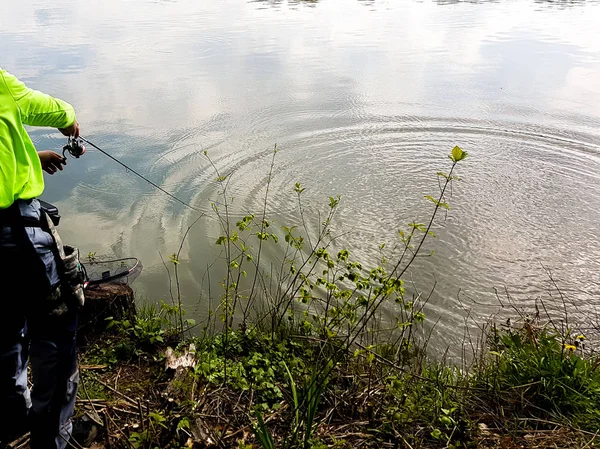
[63,136,201,213]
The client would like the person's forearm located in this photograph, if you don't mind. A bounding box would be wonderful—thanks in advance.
[1,69,76,129]
[19,90,76,129]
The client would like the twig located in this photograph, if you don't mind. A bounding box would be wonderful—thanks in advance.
[114,366,122,391]
[581,430,599,448]
[7,433,29,449]
[112,406,141,416]
[515,418,599,437]
[138,398,145,432]
[159,251,176,306]
[105,407,137,449]
[97,378,139,406]
[80,364,108,370]
[175,215,203,334]
[391,429,414,449]
[76,398,107,403]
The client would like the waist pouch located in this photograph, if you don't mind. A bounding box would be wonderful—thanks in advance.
[62,245,86,306]
[43,212,86,307]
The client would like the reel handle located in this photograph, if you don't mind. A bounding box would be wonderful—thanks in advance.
[62,137,86,159]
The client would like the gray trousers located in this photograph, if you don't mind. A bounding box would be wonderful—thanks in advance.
[0,199,78,449]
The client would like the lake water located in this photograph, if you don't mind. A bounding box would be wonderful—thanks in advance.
[3,0,600,347]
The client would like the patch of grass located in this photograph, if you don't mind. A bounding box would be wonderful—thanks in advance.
[474,320,600,432]
[79,370,110,401]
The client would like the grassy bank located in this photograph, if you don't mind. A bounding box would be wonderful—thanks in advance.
[76,303,600,449]
[73,147,600,449]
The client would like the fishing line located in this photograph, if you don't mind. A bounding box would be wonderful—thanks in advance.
[78,136,201,213]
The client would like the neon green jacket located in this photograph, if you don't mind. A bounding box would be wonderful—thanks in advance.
[0,68,76,209]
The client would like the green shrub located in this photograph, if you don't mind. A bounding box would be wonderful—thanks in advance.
[476,322,600,430]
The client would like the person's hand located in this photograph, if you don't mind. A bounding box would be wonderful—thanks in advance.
[58,120,80,138]
[38,151,67,175]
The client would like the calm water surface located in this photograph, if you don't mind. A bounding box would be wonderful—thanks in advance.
[3,0,600,346]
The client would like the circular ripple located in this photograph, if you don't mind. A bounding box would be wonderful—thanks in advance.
[101,107,600,347]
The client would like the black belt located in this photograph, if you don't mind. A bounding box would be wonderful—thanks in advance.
[0,217,44,228]
[0,200,52,228]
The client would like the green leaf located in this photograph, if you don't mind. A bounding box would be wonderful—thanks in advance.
[440,416,452,426]
[449,145,468,162]
[425,195,450,210]
[328,195,340,208]
[431,428,443,440]
[149,411,167,427]
[409,222,426,232]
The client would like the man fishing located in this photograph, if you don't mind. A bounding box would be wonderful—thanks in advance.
[0,67,83,449]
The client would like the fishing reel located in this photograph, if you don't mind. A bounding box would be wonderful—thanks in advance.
[63,136,86,159]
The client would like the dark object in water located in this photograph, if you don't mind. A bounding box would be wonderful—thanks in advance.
[82,257,142,287]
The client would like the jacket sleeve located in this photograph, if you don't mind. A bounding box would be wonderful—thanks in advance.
[0,69,76,128]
